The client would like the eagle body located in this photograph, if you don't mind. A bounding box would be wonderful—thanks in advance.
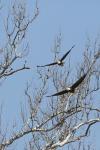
[37,45,75,67]
[47,73,87,97]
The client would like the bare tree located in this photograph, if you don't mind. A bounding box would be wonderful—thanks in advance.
[0,1,100,150]
[0,0,39,81]
[0,0,39,149]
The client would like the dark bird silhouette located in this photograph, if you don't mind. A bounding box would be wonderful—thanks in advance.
[37,45,75,67]
[47,73,87,97]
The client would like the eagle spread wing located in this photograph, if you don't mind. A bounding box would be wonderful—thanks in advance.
[71,73,87,90]
[37,62,57,67]
[60,45,75,61]
[47,88,70,97]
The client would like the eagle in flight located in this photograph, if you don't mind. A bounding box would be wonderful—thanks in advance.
[47,73,87,97]
[37,45,75,67]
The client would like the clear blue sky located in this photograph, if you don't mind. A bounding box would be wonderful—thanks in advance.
[0,0,100,149]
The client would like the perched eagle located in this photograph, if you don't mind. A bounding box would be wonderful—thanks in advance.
[47,73,87,97]
[37,45,75,67]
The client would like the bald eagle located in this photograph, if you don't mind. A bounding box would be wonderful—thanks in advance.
[37,45,75,67]
[47,73,87,97]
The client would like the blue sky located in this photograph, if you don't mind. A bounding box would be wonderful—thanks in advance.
[0,0,100,149]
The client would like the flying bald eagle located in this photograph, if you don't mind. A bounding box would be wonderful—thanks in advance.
[37,45,75,67]
[47,73,87,97]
